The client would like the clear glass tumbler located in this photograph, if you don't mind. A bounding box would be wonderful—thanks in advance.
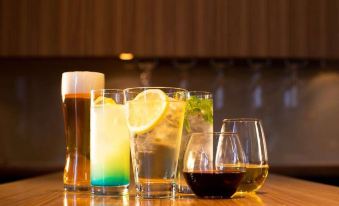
[124,87,187,198]
[90,89,130,196]
[221,118,269,194]
[176,91,213,194]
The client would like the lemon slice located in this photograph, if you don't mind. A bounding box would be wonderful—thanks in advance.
[94,96,116,105]
[127,89,168,134]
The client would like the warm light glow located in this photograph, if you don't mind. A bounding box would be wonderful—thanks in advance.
[119,53,134,61]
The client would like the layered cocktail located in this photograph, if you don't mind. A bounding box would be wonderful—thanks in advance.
[90,89,130,195]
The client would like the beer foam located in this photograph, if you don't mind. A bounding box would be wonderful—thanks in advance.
[61,71,105,96]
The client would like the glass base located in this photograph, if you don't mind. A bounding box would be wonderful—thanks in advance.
[64,184,90,192]
[177,184,192,194]
[233,191,257,197]
[136,182,175,199]
[91,185,129,196]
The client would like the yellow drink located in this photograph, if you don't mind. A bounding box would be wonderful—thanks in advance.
[237,164,269,193]
[90,90,130,196]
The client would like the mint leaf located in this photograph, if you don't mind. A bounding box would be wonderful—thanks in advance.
[184,96,213,132]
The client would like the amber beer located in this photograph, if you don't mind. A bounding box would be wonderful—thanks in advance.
[61,71,104,191]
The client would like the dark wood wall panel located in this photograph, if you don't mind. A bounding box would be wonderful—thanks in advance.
[174,0,194,57]
[326,0,339,59]
[267,0,289,57]
[153,0,175,56]
[214,0,228,57]
[0,0,338,58]
[307,0,327,58]
[227,0,249,57]
[289,0,308,57]
[194,0,217,56]
[249,0,268,57]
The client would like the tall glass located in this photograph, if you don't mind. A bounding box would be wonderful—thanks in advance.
[61,71,104,191]
[176,91,213,194]
[90,89,130,195]
[124,87,187,198]
[221,118,269,194]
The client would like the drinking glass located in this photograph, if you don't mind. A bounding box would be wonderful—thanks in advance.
[61,71,104,191]
[90,89,130,195]
[176,91,213,194]
[63,191,90,206]
[221,118,269,194]
[90,194,129,206]
[183,132,246,198]
[124,87,187,198]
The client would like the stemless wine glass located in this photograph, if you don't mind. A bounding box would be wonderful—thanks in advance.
[221,118,269,194]
[183,132,246,199]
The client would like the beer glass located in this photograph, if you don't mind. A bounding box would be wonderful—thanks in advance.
[176,91,213,194]
[61,71,104,191]
[124,87,187,198]
[221,118,269,194]
[90,89,130,196]
[183,132,246,198]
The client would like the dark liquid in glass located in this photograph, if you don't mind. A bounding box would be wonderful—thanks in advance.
[183,170,245,198]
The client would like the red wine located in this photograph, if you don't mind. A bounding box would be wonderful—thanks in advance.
[183,170,245,198]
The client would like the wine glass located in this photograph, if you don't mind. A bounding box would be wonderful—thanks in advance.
[183,132,246,199]
[221,118,269,194]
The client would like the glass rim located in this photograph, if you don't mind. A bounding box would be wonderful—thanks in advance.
[222,118,261,123]
[123,87,187,94]
[62,71,104,76]
[91,89,124,94]
[188,90,212,95]
[190,132,238,136]
[188,91,213,98]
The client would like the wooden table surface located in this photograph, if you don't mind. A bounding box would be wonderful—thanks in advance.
[0,172,338,206]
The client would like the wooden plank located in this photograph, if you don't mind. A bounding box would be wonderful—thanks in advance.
[0,0,338,58]
[90,0,116,55]
[0,173,338,205]
[267,0,289,57]
[215,0,229,57]
[307,0,327,58]
[133,0,155,56]
[289,0,308,57]
[59,0,87,56]
[226,0,250,57]
[174,0,194,57]
[152,0,175,56]
[326,0,339,59]
[38,0,60,56]
[249,0,268,57]
[0,0,32,56]
[192,0,217,57]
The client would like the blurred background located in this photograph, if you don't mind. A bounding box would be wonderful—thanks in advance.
[0,0,338,186]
